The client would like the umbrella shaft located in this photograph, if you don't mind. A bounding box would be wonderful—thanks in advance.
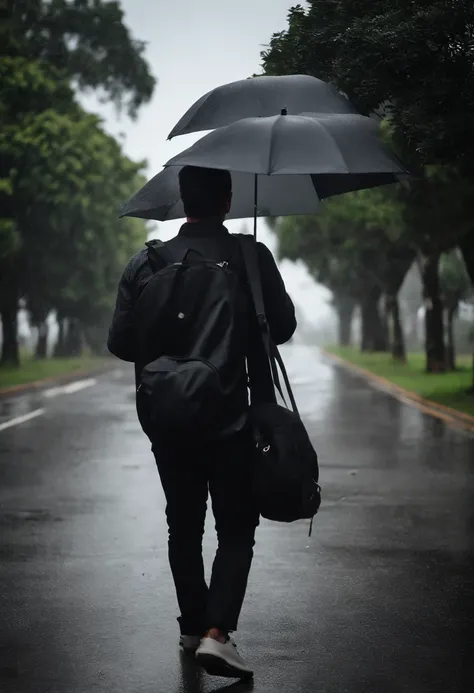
[253,174,258,238]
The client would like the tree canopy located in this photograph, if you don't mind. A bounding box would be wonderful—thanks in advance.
[4,0,156,118]
[0,1,155,365]
[262,0,474,373]
[262,1,474,171]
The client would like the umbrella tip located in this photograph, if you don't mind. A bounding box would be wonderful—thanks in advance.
[281,107,288,116]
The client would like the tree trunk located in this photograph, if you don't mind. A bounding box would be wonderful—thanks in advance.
[35,320,49,359]
[381,298,390,353]
[445,306,457,372]
[459,229,474,285]
[338,314,352,347]
[83,324,108,356]
[386,294,406,362]
[0,290,20,367]
[64,318,83,357]
[335,297,356,347]
[383,249,415,363]
[420,252,445,373]
[54,317,67,357]
[361,286,387,352]
[459,230,474,391]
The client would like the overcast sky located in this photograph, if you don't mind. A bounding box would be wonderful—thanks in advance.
[80,0,332,326]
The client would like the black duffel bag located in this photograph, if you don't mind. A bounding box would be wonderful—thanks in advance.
[238,236,322,535]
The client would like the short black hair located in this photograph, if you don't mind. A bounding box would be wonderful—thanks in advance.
[179,166,232,219]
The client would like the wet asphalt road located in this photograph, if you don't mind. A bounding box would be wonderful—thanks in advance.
[1,344,474,693]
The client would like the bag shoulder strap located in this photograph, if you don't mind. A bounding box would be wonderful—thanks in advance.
[236,234,266,324]
[238,235,299,415]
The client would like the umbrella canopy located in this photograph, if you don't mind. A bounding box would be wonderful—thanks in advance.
[121,114,407,225]
[167,75,357,139]
[119,167,322,222]
[165,113,406,179]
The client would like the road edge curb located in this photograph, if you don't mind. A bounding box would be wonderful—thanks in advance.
[321,348,474,435]
[0,361,118,399]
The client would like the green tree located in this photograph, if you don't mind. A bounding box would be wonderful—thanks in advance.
[459,228,474,391]
[262,1,474,371]
[440,250,472,371]
[52,191,148,357]
[460,230,474,286]
[1,1,155,364]
[262,1,474,171]
[274,188,415,358]
[0,57,73,364]
[4,0,156,118]
[276,214,360,348]
[17,116,148,359]
[395,168,473,371]
[0,57,147,364]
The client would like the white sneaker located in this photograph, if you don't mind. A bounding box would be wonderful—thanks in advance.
[179,635,202,653]
[195,637,253,679]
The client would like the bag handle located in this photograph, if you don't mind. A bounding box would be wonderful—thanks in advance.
[238,235,299,416]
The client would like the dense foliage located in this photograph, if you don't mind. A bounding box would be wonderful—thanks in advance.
[0,1,155,365]
[263,0,474,376]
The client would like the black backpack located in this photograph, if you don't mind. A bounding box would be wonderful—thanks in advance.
[238,235,322,535]
[134,237,249,443]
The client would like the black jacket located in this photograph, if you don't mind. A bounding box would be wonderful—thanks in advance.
[107,221,297,401]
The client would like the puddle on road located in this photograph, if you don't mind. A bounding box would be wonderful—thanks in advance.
[0,509,62,524]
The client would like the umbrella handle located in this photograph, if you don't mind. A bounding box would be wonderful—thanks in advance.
[253,174,258,238]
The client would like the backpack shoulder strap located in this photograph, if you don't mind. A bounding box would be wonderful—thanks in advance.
[146,238,201,270]
[145,239,175,273]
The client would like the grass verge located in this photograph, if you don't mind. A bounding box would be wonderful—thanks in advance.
[0,355,114,391]
[325,346,474,417]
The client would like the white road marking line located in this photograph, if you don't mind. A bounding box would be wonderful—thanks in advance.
[0,408,45,433]
[62,378,97,394]
[43,378,97,398]
[43,387,63,398]
[0,377,98,433]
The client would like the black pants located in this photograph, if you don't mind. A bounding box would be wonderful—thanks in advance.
[153,430,260,636]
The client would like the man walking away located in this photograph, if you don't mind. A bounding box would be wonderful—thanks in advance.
[108,166,296,679]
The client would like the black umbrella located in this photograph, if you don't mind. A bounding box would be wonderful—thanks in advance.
[167,74,357,139]
[119,166,324,221]
[162,112,407,234]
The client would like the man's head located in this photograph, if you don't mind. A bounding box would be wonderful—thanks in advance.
[179,166,232,221]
